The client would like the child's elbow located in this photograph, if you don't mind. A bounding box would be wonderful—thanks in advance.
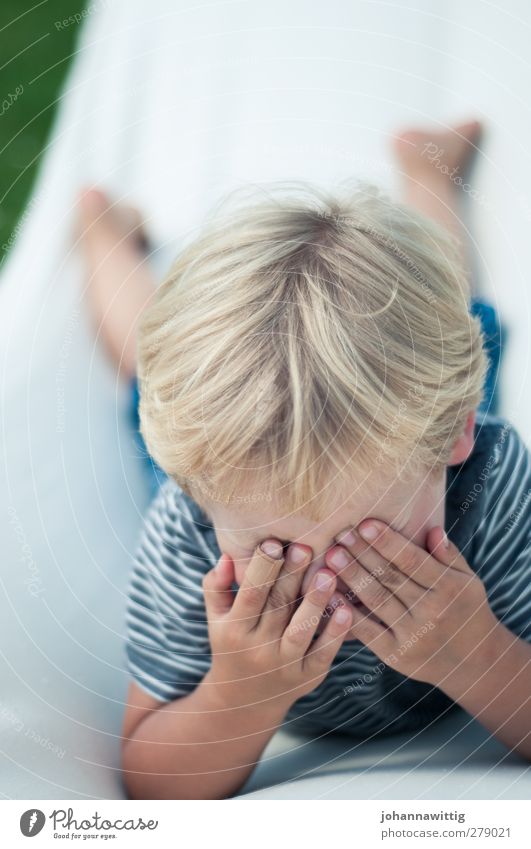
[121,738,217,800]
[121,738,175,799]
[121,738,148,799]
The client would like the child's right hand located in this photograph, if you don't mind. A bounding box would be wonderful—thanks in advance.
[202,540,353,715]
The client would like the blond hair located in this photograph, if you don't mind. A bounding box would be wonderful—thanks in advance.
[138,183,488,516]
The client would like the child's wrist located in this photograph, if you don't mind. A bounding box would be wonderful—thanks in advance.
[434,615,508,696]
[201,670,294,724]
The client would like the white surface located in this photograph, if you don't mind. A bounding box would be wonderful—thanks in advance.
[0,0,530,799]
[240,709,531,800]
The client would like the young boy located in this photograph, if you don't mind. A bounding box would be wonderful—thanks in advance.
[87,125,530,800]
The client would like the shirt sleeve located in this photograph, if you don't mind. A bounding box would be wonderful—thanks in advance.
[473,423,531,643]
[125,480,217,702]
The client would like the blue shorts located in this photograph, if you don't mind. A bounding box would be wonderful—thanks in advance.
[470,297,504,417]
[129,380,168,498]
[131,299,505,496]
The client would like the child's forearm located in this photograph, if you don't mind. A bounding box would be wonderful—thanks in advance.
[122,675,290,799]
[439,621,531,760]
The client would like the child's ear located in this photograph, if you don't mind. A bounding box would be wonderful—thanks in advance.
[448,410,476,465]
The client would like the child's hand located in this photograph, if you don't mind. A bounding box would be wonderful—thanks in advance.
[299,559,360,633]
[202,540,353,713]
[325,521,499,687]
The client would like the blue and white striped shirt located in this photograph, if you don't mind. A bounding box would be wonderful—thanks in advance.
[126,414,531,737]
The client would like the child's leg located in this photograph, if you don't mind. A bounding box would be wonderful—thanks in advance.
[391,120,503,415]
[77,188,156,380]
[78,188,166,494]
[392,119,481,297]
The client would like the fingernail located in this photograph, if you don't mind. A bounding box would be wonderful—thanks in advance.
[442,530,449,548]
[335,607,351,625]
[261,540,283,558]
[358,522,380,541]
[335,528,357,546]
[329,548,349,570]
[315,572,334,592]
[288,544,308,563]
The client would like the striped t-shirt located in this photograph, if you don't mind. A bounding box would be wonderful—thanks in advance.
[126,414,531,738]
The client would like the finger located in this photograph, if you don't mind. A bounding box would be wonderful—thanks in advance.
[325,544,409,629]
[316,591,356,636]
[202,554,236,619]
[281,569,336,659]
[300,558,352,634]
[299,558,323,594]
[229,539,284,630]
[319,589,382,640]
[357,520,444,587]
[324,590,355,619]
[332,528,425,605]
[324,586,378,622]
[347,602,394,655]
[425,526,473,574]
[304,604,352,676]
[262,543,312,628]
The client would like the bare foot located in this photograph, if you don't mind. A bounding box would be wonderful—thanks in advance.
[77,188,156,379]
[392,120,482,183]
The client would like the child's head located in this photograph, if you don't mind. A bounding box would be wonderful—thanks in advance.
[138,183,487,581]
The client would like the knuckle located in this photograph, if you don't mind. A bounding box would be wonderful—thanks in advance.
[285,614,319,645]
[400,549,421,575]
[239,583,266,609]
[367,581,390,609]
[309,646,334,670]
[377,566,403,592]
[252,643,273,668]
[341,562,359,585]
[284,627,306,649]
[267,585,289,611]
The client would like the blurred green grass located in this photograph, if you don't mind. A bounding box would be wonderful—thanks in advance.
[0,0,85,254]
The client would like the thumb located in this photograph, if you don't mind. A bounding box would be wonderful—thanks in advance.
[203,553,236,619]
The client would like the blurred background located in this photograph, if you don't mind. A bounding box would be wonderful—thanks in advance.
[0,0,530,800]
[0,0,84,250]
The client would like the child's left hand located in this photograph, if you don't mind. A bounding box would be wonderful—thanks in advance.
[325,520,500,687]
